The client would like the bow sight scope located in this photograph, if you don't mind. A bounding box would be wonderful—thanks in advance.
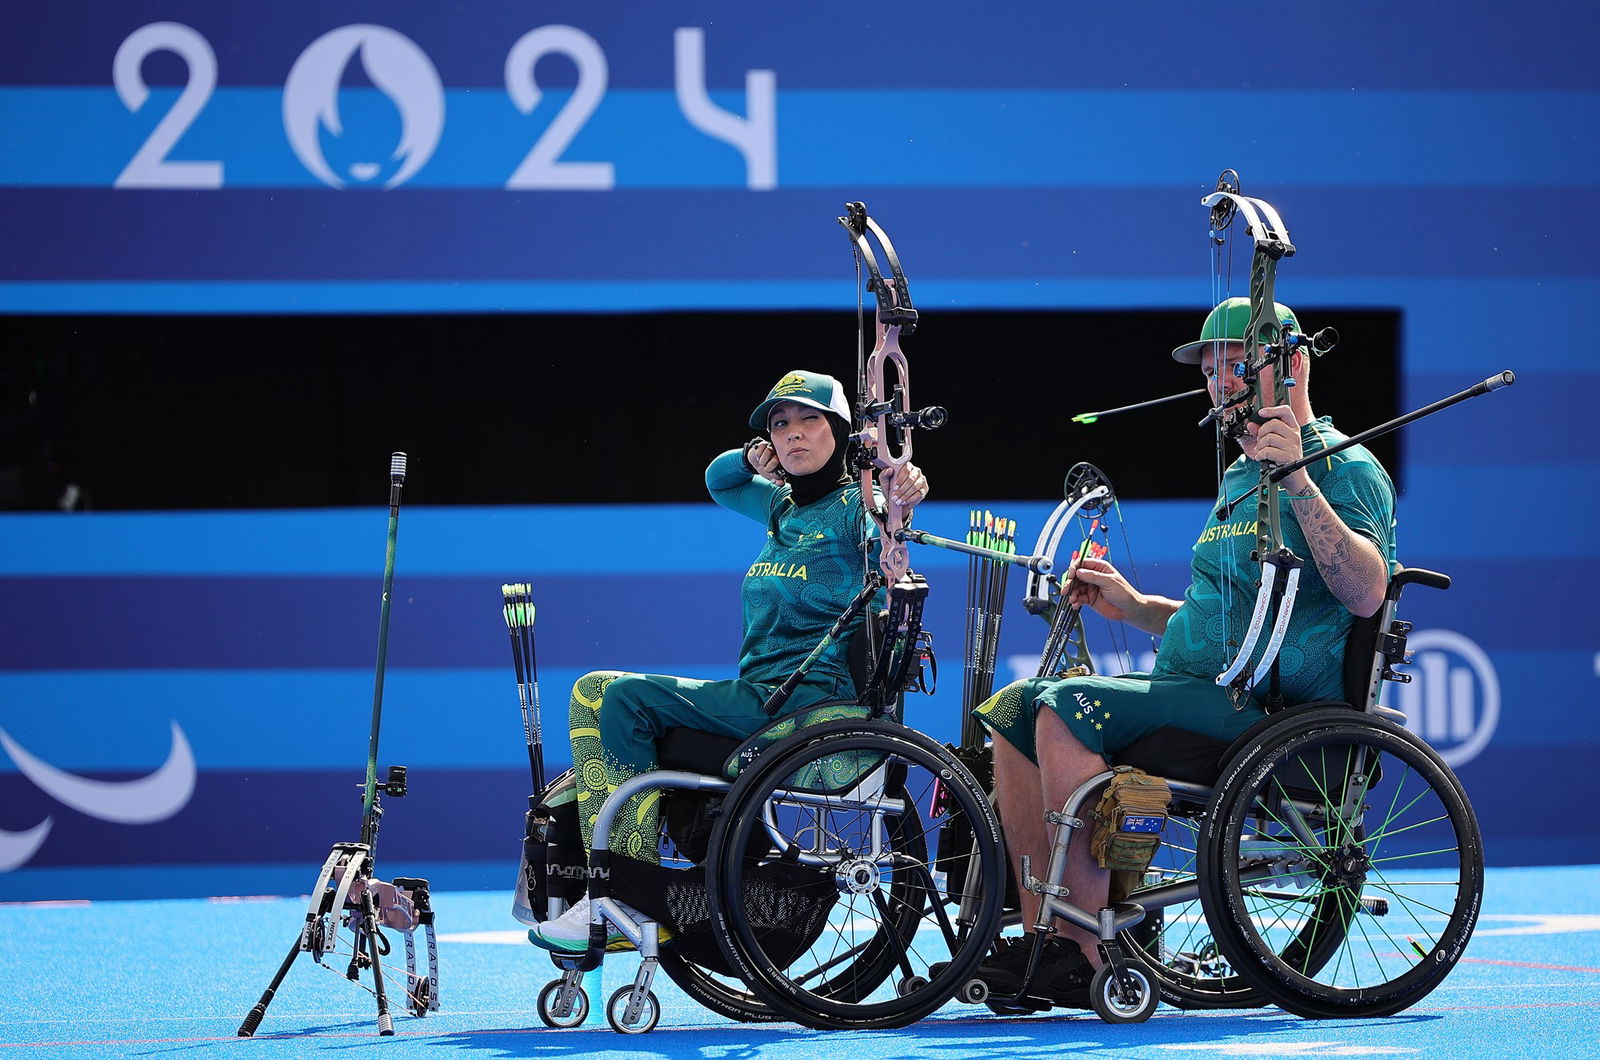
[1287,327,1339,356]
[888,405,948,430]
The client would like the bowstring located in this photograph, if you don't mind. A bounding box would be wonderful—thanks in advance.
[1104,495,1154,675]
[854,246,872,589]
[1210,218,1240,682]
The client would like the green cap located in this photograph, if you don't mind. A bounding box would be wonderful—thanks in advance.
[1171,297,1300,364]
[748,370,852,430]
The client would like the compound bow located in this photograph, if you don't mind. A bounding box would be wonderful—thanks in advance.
[1202,172,1312,706]
[759,203,947,717]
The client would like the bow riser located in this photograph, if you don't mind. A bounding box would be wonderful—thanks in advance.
[860,299,915,582]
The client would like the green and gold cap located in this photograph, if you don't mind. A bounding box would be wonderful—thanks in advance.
[748,370,852,430]
[1171,297,1300,364]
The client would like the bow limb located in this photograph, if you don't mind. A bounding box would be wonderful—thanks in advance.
[1022,461,1141,679]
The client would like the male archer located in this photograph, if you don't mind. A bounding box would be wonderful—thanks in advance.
[971,297,1396,1006]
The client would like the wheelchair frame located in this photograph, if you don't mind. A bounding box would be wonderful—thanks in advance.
[977,566,1484,1022]
[534,718,1009,1032]
[531,569,1008,1033]
[527,564,1482,1032]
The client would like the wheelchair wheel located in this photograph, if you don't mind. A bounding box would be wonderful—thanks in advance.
[707,719,1005,1029]
[606,985,661,1034]
[1090,962,1159,1023]
[536,979,589,1028]
[1117,802,1271,1009]
[1199,709,1483,1019]
[649,800,779,1025]
[655,948,776,1024]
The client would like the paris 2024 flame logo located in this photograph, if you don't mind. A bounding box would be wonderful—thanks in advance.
[282,24,444,189]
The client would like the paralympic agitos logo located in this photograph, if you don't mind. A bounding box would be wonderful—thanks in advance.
[0,722,196,872]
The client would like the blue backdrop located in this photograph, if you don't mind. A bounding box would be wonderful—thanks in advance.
[1,0,1596,898]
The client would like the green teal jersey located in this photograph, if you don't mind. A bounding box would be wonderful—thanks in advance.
[1153,417,1397,705]
[705,449,880,690]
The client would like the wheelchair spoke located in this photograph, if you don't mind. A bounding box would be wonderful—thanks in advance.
[1200,713,1482,1019]
[707,720,1005,1029]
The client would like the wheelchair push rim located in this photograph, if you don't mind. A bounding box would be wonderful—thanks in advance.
[1199,711,1484,1019]
[707,719,1006,1029]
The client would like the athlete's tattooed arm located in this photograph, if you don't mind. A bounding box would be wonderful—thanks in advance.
[1284,485,1389,618]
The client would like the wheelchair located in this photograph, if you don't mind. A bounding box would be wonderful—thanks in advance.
[983,566,1484,1022]
[521,562,1482,1031]
[525,574,1009,1033]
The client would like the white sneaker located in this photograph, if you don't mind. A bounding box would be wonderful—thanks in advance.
[527,896,635,954]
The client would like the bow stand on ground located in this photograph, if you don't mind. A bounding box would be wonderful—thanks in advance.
[238,453,439,1038]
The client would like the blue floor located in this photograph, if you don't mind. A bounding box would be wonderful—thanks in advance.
[2,864,1597,1059]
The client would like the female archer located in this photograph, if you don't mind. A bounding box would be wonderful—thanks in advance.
[530,368,929,953]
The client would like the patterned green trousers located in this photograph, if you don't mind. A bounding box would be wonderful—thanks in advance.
[567,669,852,863]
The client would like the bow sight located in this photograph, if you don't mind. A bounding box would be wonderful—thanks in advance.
[861,400,949,433]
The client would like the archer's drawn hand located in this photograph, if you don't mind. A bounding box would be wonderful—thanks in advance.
[745,438,786,484]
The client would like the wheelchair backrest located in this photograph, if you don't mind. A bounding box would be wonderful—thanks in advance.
[1345,566,1451,718]
[1113,566,1451,786]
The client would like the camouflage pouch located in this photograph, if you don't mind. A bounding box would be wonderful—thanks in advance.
[1089,766,1171,900]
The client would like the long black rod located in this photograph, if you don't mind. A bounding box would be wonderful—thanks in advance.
[1219,372,1514,518]
[1270,371,1515,482]
[361,452,406,849]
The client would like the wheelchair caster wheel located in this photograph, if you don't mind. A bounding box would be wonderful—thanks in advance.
[536,979,589,1028]
[606,985,660,1034]
[1090,963,1158,1024]
[959,978,989,1004]
[896,975,928,998]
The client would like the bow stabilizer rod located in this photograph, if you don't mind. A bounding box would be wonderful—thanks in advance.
[1218,370,1519,518]
[360,452,407,851]
[895,526,1052,573]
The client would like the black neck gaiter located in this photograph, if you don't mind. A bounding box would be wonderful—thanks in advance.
[785,415,853,507]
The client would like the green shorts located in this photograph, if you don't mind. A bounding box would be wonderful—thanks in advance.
[974,671,1266,764]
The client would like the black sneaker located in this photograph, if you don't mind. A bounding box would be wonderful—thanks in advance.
[929,934,1030,984]
[979,935,1094,1008]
